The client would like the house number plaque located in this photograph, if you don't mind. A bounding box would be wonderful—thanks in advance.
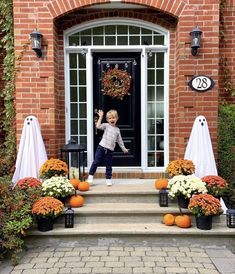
[188,75,215,92]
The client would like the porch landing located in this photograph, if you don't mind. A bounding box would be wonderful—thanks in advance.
[26,179,235,252]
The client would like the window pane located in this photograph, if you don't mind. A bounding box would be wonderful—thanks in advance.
[148,119,155,134]
[71,120,78,134]
[117,25,128,34]
[105,25,116,34]
[156,103,164,117]
[71,103,78,118]
[79,70,86,85]
[78,54,86,68]
[70,87,77,102]
[70,54,77,68]
[69,36,79,46]
[156,86,164,101]
[148,136,155,150]
[156,52,164,68]
[157,152,164,166]
[129,26,140,34]
[129,36,140,45]
[93,36,103,45]
[141,36,152,45]
[93,26,103,35]
[156,119,164,134]
[79,87,86,102]
[148,55,155,68]
[105,36,116,45]
[79,120,87,134]
[70,70,77,85]
[79,103,86,118]
[81,36,91,46]
[147,103,155,118]
[148,152,155,167]
[156,70,164,84]
[154,35,164,45]
[117,36,128,45]
[148,70,155,84]
[147,86,155,101]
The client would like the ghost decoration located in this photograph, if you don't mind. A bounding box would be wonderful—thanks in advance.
[184,115,227,213]
[184,115,217,178]
[12,115,47,184]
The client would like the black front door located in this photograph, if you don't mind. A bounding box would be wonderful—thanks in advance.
[93,52,141,166]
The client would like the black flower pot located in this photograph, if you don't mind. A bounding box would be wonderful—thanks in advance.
[195,215,213,230]
[177,196,190,209]
[37,216,54,232]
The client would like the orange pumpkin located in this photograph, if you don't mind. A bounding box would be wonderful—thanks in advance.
[78,181,90,191]
[70,178,80,190]
[163,214,175,226]
[155,178,168,190]
[175,215,191,228]
[69,195,85,207]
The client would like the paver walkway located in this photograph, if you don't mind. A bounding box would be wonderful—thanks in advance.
[1,244,235,274]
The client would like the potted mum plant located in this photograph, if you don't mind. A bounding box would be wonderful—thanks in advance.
[168,175,208,208]
[16,177,42,189]
[39,158,68,179]
[188,193,222,230]
[42,176,75,202]
[166,159,195,177]
[201,175,230,198]
[32,196,64,231]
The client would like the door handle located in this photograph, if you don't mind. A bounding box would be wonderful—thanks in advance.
[94,109,98,135]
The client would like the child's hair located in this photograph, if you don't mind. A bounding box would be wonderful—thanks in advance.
[106,109,119,119]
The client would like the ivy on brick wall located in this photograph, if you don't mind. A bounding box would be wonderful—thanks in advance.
[0,0,16,176]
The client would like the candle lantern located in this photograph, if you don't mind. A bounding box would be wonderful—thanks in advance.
[60,139,85,180]
[159,188,168,207]
[64,207,74,228]
[226,209,235,228]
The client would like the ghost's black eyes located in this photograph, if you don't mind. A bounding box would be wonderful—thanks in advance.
[199,119,201,122]
[30,118,33,121]
[203,118,205,122]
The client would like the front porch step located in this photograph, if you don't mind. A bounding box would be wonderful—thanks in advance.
[26,179,235,251]
[55,204,226,225]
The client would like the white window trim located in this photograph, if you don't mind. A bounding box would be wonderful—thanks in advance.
[64,18,169,172]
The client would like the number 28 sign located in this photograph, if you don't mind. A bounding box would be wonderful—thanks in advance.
[188,75,215,92]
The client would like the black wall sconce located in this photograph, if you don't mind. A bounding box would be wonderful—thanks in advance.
[30,29,43,58]
[190,27,202,56]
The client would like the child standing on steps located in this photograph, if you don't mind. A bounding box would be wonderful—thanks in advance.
[87,109,129,186]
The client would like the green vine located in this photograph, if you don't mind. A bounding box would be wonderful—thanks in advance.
[0,0,15,176]
[219,0,235,98]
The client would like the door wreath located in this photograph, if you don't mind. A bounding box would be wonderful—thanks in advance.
[102,67,132,100]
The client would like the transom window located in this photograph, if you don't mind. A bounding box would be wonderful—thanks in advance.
[69,25,165,46]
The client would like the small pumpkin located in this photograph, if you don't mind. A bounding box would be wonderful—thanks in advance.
[69,195,85,207]
[155,178,168,190]
[175,215,191,228]
[70,178,80,190]
[163,213,175,226]
[78,181,90,191]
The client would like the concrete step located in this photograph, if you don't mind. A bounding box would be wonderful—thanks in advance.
[57,203,227,225]
[75,179,175,204]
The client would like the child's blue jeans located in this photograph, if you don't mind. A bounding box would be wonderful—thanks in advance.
[89,145,113,179]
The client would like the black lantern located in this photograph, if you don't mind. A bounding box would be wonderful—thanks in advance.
[60,139,85,180]
[64,207,74,228]
[159,188,168,207]
[226,209,235,228]
[30,29,43,58]
[190,27,202,56]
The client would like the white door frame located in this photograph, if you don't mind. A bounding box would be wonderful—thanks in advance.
[64,19,169,172]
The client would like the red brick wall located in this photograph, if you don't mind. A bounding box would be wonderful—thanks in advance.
[12,0,222,164]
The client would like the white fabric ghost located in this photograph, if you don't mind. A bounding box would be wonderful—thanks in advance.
[184,115,217,178]
[12,115,47,184]
[184,115,227,213]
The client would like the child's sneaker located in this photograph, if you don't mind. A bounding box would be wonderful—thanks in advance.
[87,175,93,184]
[106,179,112,186]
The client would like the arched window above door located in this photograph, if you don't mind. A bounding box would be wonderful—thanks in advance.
[68,24,165,46]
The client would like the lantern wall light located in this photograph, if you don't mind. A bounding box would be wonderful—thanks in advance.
[30,29,43,58]
[190,27,202,56]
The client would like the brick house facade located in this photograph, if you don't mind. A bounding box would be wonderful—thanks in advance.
[1,0,234,176]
